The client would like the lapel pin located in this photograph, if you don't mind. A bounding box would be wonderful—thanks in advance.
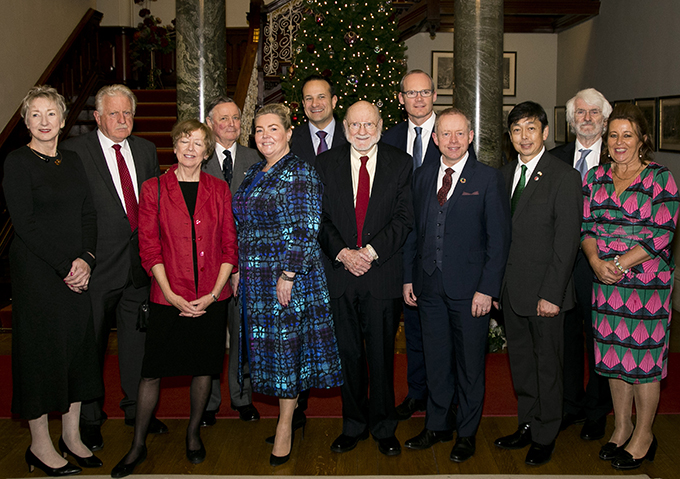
[533,171,542,181]
[460,178,466,183]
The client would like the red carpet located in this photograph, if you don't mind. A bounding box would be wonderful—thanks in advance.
[1,353,678,419]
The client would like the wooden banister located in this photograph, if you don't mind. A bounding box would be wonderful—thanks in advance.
[234,0,263,111]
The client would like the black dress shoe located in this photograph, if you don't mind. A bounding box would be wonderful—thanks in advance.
[330,429,369,453]
[25,447,82,477]
[58,437,103,468]
[611,435,657,470]
[124,416,169,435]
[580,416,607,440]
[265,409,307,445]
[559,411,587,431]
[270,430,295,466]
[405,429,453,450]
[232,403,260,422]
[111,446,147,478]
[599,432,633,461]
[375,435,401,456]
[395,397,426,421]
[80,424,103,451]
[525,440,555,466]
[186,438,206,464]
[494,423,532,450]
[200,409,217,427]
[449,436,476,463]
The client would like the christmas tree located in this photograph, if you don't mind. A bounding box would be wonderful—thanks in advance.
[281,0,407,128]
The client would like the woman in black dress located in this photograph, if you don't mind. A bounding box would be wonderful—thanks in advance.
[3,86,102,476]
[111,119,238,477]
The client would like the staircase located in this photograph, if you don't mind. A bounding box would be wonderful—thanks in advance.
[132,89,177,167]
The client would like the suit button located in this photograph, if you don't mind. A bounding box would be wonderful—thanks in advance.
[195,219,201,225]
[199,251,205,257]
[197,236,202,241]
[201,267,205,271]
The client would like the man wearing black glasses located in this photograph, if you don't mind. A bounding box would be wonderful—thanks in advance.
[383,70,441,422]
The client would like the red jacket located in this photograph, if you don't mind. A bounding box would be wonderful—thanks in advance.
[139,165,238,305]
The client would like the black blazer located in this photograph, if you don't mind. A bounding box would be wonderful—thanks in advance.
[202,143,262,194]
[61,130,160,290]
[500,151,582,316]
[290,119,347,167]
[317,142,414,299]
[404,148,511,300]
[549,141,576,167]
[381,120,440,168]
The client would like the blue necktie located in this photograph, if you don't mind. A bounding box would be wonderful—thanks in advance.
[316,130,329,155]
[413,126,423,170]
[576,148,591,179]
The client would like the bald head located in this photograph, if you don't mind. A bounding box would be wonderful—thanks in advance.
[343,101,383,153]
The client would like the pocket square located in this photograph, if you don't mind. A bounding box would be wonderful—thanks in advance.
[462,191,480,196]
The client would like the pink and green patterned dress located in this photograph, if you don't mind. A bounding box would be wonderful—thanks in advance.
[582,162,679,384]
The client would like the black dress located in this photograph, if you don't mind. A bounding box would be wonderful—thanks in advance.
[3,146,102,420]
[141,182,227,378]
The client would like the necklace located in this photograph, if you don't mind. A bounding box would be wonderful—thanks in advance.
[29,147,62,166]
[612,163,643,182]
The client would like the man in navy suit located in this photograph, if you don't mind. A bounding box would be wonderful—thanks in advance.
[382,70,440,420]
[317,101,413,457]
[494,102,582,466]
[549,88,613,440]
[61,85,166,450]
[402,108,511,461]
[290,74,347,166]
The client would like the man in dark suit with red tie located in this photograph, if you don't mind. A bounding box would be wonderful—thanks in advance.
[402,108,511,462]
[549,88,613,440]
[317,101,413,457]
[382,70,441,420]
[290,74,347,166]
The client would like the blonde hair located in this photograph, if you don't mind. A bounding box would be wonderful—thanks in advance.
[20,85,67,127]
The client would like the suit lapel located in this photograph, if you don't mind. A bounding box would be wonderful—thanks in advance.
[446,155,477,212]
[164,170,190,215]
[194,172,212,215]
[301,123,316,160]
[88,131,125,211]
[127,136,149,191]
[512,154,549,220]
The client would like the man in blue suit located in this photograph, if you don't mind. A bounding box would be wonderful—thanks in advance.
[383,70,441,420]
[402,108,511,462]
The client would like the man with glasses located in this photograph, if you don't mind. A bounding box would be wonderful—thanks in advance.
[549,89,613,441]
[383,70,441,421]
[317,101,414,457]
[291,74,347,166]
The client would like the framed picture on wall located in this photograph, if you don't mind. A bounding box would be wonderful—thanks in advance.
[554,106,567,143]
[502,104,514,132]
[659,96,680,152]
[434,103,453,114]
[432,51,454,95]
[503,52,517,97]
[635,98,658,151]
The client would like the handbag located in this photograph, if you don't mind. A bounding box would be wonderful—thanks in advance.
[137,177,161,330]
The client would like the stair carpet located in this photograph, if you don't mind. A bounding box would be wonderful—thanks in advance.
[132,89,177,167]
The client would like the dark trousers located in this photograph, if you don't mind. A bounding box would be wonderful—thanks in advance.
[81,280,149,425]
[419,269,487,436]
[331,284,400,439]
[503,289,564,446]
[403,303,428,401]
[563,251,612,420]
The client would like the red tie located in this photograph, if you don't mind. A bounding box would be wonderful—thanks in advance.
[355,155,370,247]
[113,144,138,231]
[437,167,454,206]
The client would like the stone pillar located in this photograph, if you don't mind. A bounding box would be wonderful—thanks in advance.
[176,0,227,121]
[454,0,504,168]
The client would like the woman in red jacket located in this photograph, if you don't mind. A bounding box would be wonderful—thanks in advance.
[111,119,238,478]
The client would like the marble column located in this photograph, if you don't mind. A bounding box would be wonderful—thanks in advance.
[454,0,504,168]
[176,0,227,121]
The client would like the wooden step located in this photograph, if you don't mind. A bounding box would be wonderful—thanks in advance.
[135,132,173,148]
[134,117,177,132]
[132,89,177,103]
[158,148,176,167]
[136,102,177,117]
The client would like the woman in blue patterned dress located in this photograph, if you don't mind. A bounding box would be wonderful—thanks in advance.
[231,103,343,466]
[582,104,678,469]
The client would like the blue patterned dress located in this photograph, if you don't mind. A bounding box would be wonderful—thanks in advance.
[232,153,343,398]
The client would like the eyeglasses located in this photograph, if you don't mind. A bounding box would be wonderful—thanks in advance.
[348,122,377,132]
[402,89,433,98]
[574,109,602,117]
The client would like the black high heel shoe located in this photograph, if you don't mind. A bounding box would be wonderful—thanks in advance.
[186,437,206,464]
[111,446,147,478]
[611,435,657,470]
[25,447,81,477]
[58,437,103,468]
[265,409,307,445]
[270,430,294,467]
[599,430,633,461]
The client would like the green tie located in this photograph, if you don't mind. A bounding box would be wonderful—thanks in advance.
[511,164,528,215]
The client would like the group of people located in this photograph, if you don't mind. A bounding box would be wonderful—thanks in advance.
[3,70,675,477]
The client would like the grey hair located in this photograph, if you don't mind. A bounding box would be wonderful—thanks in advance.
[95,84,137,116]
[207,96,241,119]
[20,85,67,127]
[565,88,612,127]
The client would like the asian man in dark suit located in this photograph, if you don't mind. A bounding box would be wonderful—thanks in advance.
[494,101,582,466]
[290,74,347,166]
[201,96,262,425]
[549,88,613,441]
[61,85,165,450]
[402,108,511,462]
[317,101,413,457]
[382,70,440,420]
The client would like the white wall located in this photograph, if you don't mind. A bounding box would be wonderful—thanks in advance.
[0,0,95,130]
[557,0,680,303]
[405,31,559,148]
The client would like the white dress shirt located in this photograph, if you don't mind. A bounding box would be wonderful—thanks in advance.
[574,137,602,171]
[406,112,436,160]
[97,130,140,213]
[309,118,337,153]
[216,140,237,170]
[437,152,469,202]
[512,147,545,192]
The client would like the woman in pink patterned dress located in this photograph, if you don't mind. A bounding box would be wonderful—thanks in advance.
[581,103,678,470]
